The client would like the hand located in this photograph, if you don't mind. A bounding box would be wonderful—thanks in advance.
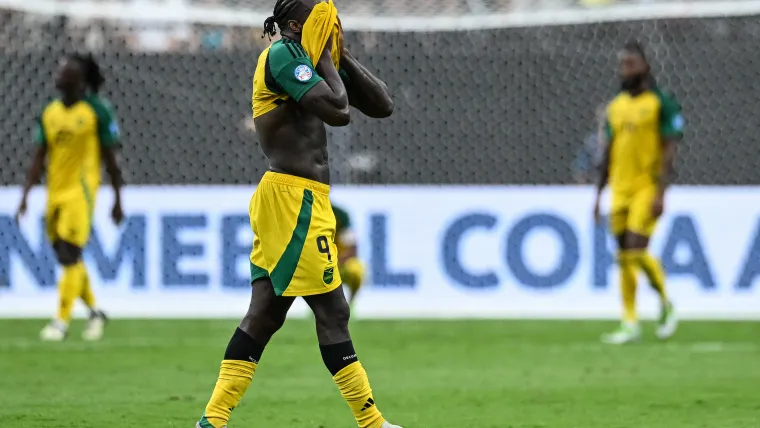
[318,38,334,68]
[322,35,333,57]
[15,197,27,224]
[111,200,124,225]
[651,193,664,218]
[593,198,602,223]
[336,17,344,53]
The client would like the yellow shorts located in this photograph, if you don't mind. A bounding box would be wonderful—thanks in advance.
[609,186,659,237]
[339,257,365,292]
[45,195,94,248]
[249,172,342,296]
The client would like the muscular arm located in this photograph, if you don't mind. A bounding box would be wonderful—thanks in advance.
[20,146,47,202]
[101,146,123,203]
[657,94,684,194]
[339,50,394,118]
[657,139,678,193]
[596,135,612,197]
[299,46,350,126]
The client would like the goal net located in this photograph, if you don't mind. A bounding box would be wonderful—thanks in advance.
[1,0,759,185]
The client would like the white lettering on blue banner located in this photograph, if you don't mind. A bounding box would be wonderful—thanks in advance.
[1,186,759,319]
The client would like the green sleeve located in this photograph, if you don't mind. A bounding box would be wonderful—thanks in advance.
[33,116,47,146]
[85,96,119,146]
[657,90,684,140]
[100,97,122,144]
[269,41,324,102]
[332,204,351,233]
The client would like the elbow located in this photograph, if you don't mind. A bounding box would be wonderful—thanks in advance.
[333,112,351,126]
[375,98,394,118]
[376,83,395,117]
[325,109,351,127]
[363,96,394,118]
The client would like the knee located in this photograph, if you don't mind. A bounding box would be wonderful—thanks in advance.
[239,309,287,345]
[315,299,350,337]
[54,241,82,266]
[624,234,648,250]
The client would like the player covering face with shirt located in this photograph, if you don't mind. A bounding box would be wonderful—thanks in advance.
[595,42,683,345]
[195,1,399,427]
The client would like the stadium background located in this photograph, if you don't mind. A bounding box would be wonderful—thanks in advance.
[2,2,760,428]
[1,0,760,320]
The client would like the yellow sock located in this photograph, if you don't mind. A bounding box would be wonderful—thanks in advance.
[201,360,257,428]
[80,267,97,310]
[618,251,638,324]
[334,361,385,428]
[56,261,86,323]
[636,252,669,303]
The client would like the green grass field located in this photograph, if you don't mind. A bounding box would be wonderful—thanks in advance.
[1,319,759,428]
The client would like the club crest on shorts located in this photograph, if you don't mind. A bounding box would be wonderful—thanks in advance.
[323,267,334,284]
[294,64,313,82]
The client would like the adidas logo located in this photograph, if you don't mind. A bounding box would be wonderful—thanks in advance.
[360,397,375,411]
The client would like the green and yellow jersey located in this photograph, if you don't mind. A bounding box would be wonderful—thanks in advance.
[252,38,325,118]
[34,95,119,204]
[605,88,684,195]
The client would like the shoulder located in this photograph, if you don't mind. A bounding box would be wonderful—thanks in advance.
[83,95,113,119]
[605,94,626,118]
[607,92,626,109]
[268,40,293,62]
[39,99,60,119]
[98,96,116,113]
[653,88,681,110]
[268,39,310,70]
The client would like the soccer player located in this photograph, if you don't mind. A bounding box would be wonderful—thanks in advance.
[333,203,365,306]
[594,42,682,344]
[16,54,124,342]
[195,1,399,427]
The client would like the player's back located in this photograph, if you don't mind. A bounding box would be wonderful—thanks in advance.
[37,96,111,203]
[606,88,681,194]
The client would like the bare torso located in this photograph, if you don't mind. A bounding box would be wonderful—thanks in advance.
[254,99,330,184]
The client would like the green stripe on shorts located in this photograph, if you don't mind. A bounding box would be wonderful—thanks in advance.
[250,261,269,283]
[269,189,314,295]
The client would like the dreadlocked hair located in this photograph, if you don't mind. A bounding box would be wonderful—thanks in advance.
[262,0,300,39]
[68,53,106,93]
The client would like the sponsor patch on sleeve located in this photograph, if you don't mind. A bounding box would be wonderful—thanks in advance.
[672,114,684,131]
[294,64,313,83]
[109,121,120,137]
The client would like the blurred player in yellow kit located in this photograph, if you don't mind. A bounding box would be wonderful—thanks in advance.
[594,42,682,344]
[16,54,124,342]
[333,203,365,307]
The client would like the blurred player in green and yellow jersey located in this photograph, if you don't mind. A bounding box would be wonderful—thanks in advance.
[333,203,365,307]
[594,42,682,344]
[16,54,124,342]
